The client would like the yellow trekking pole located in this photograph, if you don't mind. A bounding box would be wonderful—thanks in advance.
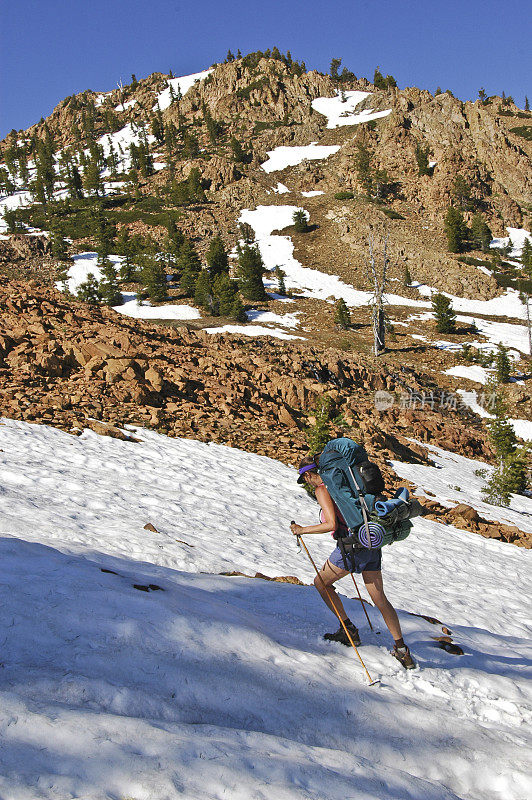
[294,529,377,686]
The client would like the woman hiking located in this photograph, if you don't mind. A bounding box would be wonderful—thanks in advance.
[290,455,416,669]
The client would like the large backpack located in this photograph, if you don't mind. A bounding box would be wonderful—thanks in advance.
[317,438,421,564]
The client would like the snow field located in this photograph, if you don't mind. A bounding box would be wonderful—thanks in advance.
[261,143,341,173]
[154,69,213,111]
[311,91,392,129]
[0,419,531,799]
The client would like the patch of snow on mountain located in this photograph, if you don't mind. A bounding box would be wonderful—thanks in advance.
[97,124,156,174]
[154,68,213,111]
[115,98,137,112]
[0,190,34,231]
[301,190,324,197]
[411,283,527,321]
[239,205,429,308]
[444,365,490,384]
[0,420,531,799]
[272,182,290,193]
[245,309,301,328]
[491,227,531,259]
[116,294,201,320]
[261,143,340,173]
[204,324,305,340]
[311,91,392,128]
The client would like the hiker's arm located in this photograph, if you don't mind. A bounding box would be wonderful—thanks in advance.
[291,486,337,535]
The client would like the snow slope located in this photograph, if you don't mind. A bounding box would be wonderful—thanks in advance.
[261,143,341,173]
[154,69,213,111]
[311,91,392,128]
[0,418,531,800]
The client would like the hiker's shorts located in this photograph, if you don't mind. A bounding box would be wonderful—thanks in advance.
[328,545,382,573]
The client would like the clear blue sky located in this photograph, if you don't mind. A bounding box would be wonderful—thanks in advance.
[1,0,530,139]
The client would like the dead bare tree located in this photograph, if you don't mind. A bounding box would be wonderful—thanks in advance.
[367,234,390,356]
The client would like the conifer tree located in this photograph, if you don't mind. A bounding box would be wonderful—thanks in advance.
[151,108,165,144]
[431,292,456,333]
[334,298,351,329]
[230,136,250,163]
[83,158,103,197]
[226,49,235,62]
[471,214,493,252]
[415,143,432,176]
[116,228,137,281]
[239,222,254,243]
[482,383,528,505]
[444,206,468,253]
[212,273,240,317]
[194,269,214,311]
[50,221,69,261]
[206,234,229,278]
[305,395,334,455]
[525,96,530,112]
[373,67,387,90]
[99,258,123,306]
[177,240,201,296]
[182,131,199,158]
[274,266,287,296]
[494,344,512,383]
[166,216,185,254]
[452,175,473,211]
[235,243,267,300]
[76,273,101,305]
[292,209,309,232]
[330,58,342,82]
[187,167,206,202]
[140,253,168,302]
[355,143,373,194]
[403,265,412,286]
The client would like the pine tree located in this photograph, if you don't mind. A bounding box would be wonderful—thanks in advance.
[76,273,101,305]
[187,167,206,202]
[116,228,137,281]
[194,269,214,311]
[403,265,412,286]
[140,254,168,302]
[230,136,250,163]
[330,58,342,82]
[206,234,229,278]
[305,395,334,454]
[452,175,473,211]
[177,240,201,296]
[235,243,267,300]
[373,67,387,90]
[355,143,373,194]
[274,266,287,296]
[444,206,468,253]
[166,216,185,254]
[99,257,123,306]
[83,158,103,197]
[494,344,512,383]
[239,222,254,243]
[50,221,69,261]
[226,49,235,62]
[521,237,532,272]
[415,143,432,176]
[431,292,456,333]
[292,209,309,232]
[471,214,493,252]
[334,298,351,329]
[525,96,530,112]
[182,131,199,158]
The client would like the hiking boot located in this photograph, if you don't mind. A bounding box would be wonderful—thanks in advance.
[324,621,361,647]
[392,644,416,669]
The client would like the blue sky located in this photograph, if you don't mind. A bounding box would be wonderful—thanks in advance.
[1,0,530,139]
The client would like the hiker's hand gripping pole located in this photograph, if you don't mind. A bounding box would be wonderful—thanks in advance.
[292,524,376,685]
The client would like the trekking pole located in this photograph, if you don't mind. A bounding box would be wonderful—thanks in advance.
[294,529,377,685]
[350,573,374,632]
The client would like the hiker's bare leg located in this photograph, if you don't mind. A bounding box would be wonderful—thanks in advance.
[363,570,402,640]
[314,560,350,621]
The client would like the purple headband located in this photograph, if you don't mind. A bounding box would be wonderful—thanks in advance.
[298,463,317,477]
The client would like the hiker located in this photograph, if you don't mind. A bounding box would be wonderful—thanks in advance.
[291,454,416,669]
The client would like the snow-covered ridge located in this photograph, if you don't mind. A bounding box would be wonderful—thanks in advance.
[311,90,392,129]
[0,418,530,799]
